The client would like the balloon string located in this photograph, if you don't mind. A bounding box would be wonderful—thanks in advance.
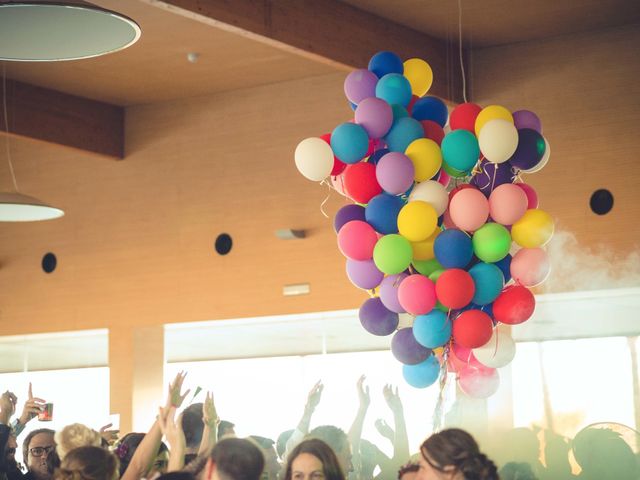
[319,179,331,218]
[457,0,468,103]
[433,344,450,432]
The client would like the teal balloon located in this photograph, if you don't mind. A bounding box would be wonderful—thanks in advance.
[376,73,412,108]
[468,262,504,305]
[384,117,424,152]
[403,355,441,388]
[331,122,370,164]
[413,310,451,348]
[391,104,409,123]
[441,130,480,172]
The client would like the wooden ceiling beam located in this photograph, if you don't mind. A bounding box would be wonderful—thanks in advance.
[145,0,465,103]
[0,79,124,159]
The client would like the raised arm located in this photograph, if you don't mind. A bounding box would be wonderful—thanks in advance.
[121,371,190,480]
[382,385,409,468]
[15,383,46,437]
[284,381,324,457]
[158,406,185,472]
[348,375,370,479]
[198,391,219,455]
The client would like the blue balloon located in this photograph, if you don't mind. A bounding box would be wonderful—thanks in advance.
[433,229,473,269]
[376,73,412,108]
[413,310,451,348]
[384,117,424,152]
[441,130,481,172]
[411,96,449,127]
[390,104,409,123]
[368,51,404,78]
[468,262,504,305]
[403,355,440,388]
[349,101,357,111]
[365,194,405,234]
[330,123,370,164]
[368,148,390,165]
[493,254,512,283]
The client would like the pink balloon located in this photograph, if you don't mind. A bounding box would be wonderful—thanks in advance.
[449,188,490,232]
[397,274,437,315]
[458,365,500,398]
[337,220,378,260]
[330,174,349,197]
[437,169,450,188]
[489,183,528,225]
[510,247,550,287]
[514,182,538,209]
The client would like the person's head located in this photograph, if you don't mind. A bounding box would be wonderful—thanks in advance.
[498,462,537,480]
[249,436,279,480]
[54,446,119,480]
[398,463,419,480]
[276,430,294,461]
[54,423,102,460]
[572,427,637,480]
[307,426,352,474]
[418,428,498,480]
[182,403,205,451]
[114,432,169,477]
[218,421,236,440]
[359,440,383,478]
[283,438,345,480]
[205,437,265,480]
[23,428,57,480]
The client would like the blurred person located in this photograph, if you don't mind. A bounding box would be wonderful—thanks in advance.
[217,422,235,442]
[498,462,538,480]
[572,426,637,480]
[373,385,410,480]
[248,437,279,480]
[54,424,102,460]
[22,429,58,480]
[283,438,345,480]
[397,463,419,480]
[307,427,351,475]
[181,404,204,464]
[54,446,118,480]
[204,438,264,480]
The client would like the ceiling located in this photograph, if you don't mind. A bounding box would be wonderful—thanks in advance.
[2,0,638,107]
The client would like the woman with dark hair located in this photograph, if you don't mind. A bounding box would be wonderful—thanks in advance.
[54,446,118,480]
[283,439,345,480]
[417,429,498,480]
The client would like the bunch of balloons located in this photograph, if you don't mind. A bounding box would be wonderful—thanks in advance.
[294,51,553,398]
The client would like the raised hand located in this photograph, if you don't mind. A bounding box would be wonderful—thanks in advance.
[382,384,402,413]
[158,406,186,471]
[356,375,370,409]
[305,380,324,411]
[165,371,190,409]
[374,418,394,440]
[202,391,219,428]
[99,423,120,446]
[0,390,17,424]
[19,383,46,426]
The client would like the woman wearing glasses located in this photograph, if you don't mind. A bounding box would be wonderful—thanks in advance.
[21,429,59,480]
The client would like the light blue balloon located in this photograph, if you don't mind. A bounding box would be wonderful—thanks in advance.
[468,262,504,305]
[441,130,480,172]
[402,355,441,388]
[376,73,412,108]
[384,117,424,152]
[413,310,451,348]
[330,122,370,164]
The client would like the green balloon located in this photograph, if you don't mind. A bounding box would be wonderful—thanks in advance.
[441,130,480,172]
[412,258,443,276]
[472,222,512,263]
[435,300,449,313]
[428,268,445,283]
[441,160,470,178]
[373,234,412,274]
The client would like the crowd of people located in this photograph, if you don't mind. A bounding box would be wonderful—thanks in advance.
[1,372,638,480]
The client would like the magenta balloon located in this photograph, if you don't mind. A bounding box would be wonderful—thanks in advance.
[376,152,415,195]
[355,97,393,139]
[346,258,384,290]
[337,220,378,260]
[379,273,408,313]
[344,69,379,104]
[514,182,539,209]
[397,274,437,315]
[513,110,542,134]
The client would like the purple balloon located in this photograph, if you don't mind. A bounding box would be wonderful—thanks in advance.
[355,97,393,139]
[380,273,408,313]
[334,204,366,233]
[513,110,542,134]
[391,328,431,365]
[344,69,379,105]
[376,152,415,195]
[359,297,399,336]
[508,128,545,171]
[346,258,384,290]
[470,160,516,197]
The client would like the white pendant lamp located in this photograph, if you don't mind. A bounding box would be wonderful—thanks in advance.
[0,192,64,221]
[0,1,142,62]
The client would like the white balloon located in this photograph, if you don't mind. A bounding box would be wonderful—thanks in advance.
[408,180,448,216]
[521,137,550,173]
[294,137,334,181]
[397,313,415,329]
[473,325,516,368]
[478,119,519,164]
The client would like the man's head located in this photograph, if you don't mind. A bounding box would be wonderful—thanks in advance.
[218,421,236,441]
[23,428,56,480]
[307,426,352,474]
[205,438,265,480]
[182,403,205,451]
[249,436,280,480]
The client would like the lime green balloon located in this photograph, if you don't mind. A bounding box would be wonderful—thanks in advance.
[435,300,448,313]
[373,234,413,274]
[472,222,512,262]
[441,160,469,178]
[412,257,443,276]
[428,269,445,282]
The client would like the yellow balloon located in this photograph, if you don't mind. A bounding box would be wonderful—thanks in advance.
[403,58,433,97]
[511,209,554,248]
[412,228,440,260]
[405,138,442,182]
[398,201,438,242]
[475,105,513,136]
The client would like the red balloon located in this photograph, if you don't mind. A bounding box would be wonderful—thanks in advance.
[420,120,445,146]
[320,133,347,176]
[435,269,475,309]
[450,103,482,132]
[493,285,535,325]
[407,94,420,115]
[453,310,493,348]
[343,162,382,204]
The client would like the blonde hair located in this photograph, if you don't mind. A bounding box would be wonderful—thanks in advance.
[55,424,102,460]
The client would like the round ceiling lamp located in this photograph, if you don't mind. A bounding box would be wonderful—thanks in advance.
[0,192,64,221]
[0,1,142,62]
